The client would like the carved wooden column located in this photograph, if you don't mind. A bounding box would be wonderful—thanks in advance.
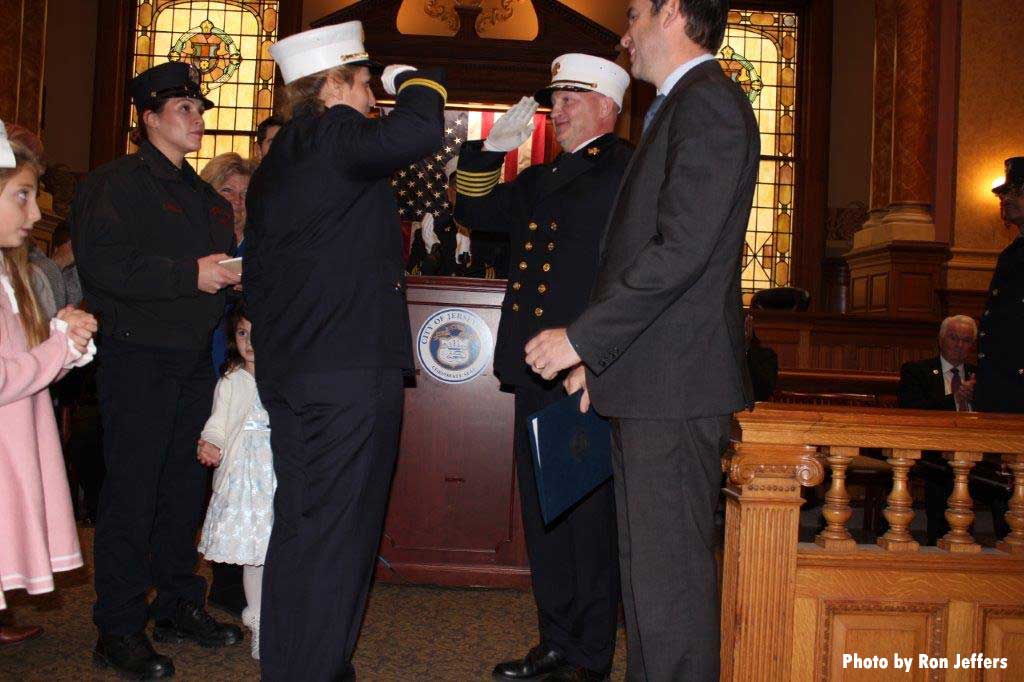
[720,441,823,682]
[0,0,48,133]
[846,0,948,319]
[816,446,857,550]
[938,451,983,553]
[998,453,1024,555]
[877,448,922,551]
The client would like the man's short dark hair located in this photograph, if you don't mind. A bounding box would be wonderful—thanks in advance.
[652,0,729,54]
[256,115,284,144]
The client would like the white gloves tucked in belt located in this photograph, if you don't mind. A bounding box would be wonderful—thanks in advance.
[420,213,440,252]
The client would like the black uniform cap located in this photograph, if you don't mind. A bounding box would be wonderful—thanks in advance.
[993,157,1024,195]
[130,62,215,112]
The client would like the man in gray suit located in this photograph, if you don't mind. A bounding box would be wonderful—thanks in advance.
[525,1,758,679]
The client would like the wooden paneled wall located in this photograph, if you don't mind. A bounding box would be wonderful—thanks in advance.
[751,309,944,405]
[0,0,48,133]
[752,310,939,373]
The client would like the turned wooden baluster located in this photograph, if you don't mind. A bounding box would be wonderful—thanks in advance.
[938,451,983,553]
[997,453,1024,555]
[877,448,921,552]
[816,446,857,550]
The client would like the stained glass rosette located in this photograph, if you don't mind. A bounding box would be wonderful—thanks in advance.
[129,0,279,172]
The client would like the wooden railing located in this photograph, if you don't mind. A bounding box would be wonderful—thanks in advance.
[721,404,1024,681]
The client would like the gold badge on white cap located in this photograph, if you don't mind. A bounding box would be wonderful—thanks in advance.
[270,20,382,85]
[535,53,631,109]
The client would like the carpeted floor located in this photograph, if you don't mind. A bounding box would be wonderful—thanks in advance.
[0,527,628,681]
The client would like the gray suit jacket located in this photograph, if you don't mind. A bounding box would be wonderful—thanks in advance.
[567,59,759,419]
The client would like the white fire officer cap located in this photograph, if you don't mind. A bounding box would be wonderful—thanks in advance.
[534,53,631,110]
[270,21,383,85]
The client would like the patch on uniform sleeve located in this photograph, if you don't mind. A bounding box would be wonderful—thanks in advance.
[456,168,502,198]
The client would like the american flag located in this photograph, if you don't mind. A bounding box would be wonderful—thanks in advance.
[384,108,554,221]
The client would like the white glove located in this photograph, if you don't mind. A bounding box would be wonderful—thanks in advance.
[51,317,96,369]
[382,65,417,96]
[420,213,440,252]
[484,96,539,152]
[455,232,471,260]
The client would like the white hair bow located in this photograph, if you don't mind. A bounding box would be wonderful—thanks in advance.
[0,120,16,169]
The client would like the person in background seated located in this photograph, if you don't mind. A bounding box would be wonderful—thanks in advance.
[745,313,778,401]
[898,315,977,411]
[898,315,998,545]
[976,157,1024,414]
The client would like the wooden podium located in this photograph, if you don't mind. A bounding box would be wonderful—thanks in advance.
[376,276,530,589]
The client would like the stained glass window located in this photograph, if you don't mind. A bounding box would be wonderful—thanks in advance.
[718,8,799,305]
[129,0,280,173]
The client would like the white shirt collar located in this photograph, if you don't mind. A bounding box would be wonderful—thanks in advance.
[0,253,16,314]
[571,135,603,155]
[658,53,717,96]
[939,356,964,377]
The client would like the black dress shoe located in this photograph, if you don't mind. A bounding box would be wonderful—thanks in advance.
[206,589,246,619]
[94,631,174,679]
[152,600,242,648]
[542,665,609,681]
[493,643,569,679]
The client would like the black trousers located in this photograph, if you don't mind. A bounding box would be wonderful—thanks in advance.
[260,368,404,682]
[611,415,729,682]
[92,338,213,636]
[514,386,619,672]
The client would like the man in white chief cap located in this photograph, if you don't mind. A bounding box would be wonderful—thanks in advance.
[454,53,632,682]
[244,20,445,681]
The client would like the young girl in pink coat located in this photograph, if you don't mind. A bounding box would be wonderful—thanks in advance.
[0,121,98,624]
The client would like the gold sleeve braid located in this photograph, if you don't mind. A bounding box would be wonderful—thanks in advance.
[396,78,448,104]
[456,168,502,198]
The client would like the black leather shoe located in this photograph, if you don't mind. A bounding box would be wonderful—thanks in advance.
[542,666,609,681]
[493,643,569,679]
[152,600,242,648]
[206,589,246,619]
[94,631,174,679]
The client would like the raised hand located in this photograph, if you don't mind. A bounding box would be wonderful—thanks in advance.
[382,65,417,96]
[484,97,539,152]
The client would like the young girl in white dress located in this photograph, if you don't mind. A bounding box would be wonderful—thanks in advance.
[197,305,275,659]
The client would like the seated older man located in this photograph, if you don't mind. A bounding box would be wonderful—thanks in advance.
[898,315,1010,544]
[898,315,977,411]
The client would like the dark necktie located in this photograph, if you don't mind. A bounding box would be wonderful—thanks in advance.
[950,367,964,411]
[643,94,666,134]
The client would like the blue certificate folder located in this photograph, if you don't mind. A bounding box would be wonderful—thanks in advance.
[527,391,613,525]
